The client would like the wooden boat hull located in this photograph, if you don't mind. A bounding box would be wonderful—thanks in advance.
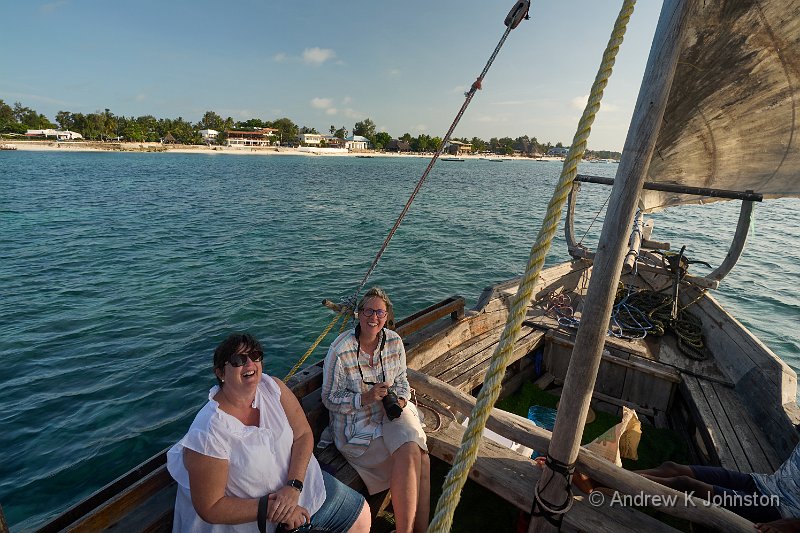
[34,258,799,532]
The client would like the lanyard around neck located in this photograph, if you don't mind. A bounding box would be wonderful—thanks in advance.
[356,328,386,384]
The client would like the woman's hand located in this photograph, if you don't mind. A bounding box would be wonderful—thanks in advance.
[267,486,301,524]
[280,505,312,530]
[365,382,391,404]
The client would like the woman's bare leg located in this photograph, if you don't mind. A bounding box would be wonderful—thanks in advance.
[390,442,422,533]
[347,500,371,533]
[413,452,431,533]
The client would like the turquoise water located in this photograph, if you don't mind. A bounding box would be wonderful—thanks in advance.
[1,151,798,529]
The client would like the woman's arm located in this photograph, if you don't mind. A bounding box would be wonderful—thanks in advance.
[184,449,259,524]
[388,336,411,402]
[322,342,362,413]
[273,377,314,523]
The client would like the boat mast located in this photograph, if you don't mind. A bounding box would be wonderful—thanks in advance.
[529,1,695,531]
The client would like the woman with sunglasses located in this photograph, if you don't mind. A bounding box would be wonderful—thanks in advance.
[322,287,430,533]
[167,332,371,533]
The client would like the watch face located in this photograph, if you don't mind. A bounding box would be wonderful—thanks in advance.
[289,479,303,491]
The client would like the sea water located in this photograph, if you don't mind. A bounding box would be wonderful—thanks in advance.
[1,151,798,529]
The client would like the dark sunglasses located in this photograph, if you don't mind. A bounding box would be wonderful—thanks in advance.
[360,307,387,318]
[227,350,264,367]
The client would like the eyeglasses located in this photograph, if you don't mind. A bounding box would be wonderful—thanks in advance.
[360,307,387,318]
[227,350,264,367]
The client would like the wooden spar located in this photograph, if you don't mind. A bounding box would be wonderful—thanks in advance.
[530,1,695,532]
[622,210,644,273]
[407,369,754,531]
[574,175,765,202]
[706,200,754,282]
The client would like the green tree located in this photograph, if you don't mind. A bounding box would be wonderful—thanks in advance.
[0,100,22,133]
[353,118,376,138]
[334,126,347,139]
[400,132,413,143]
[373,131,391,150]
[498,137,514,155]
[268,117,298,145]
[199,111,225,131]
[470,136,486,152]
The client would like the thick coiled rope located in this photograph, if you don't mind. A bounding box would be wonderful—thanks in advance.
[428,1,636,530]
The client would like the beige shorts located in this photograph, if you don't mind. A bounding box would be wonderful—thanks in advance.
[345,402,428,494]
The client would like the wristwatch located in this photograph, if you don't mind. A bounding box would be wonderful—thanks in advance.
[287,478,304,492]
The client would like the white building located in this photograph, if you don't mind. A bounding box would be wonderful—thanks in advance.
[345,134,370,151]
[26,129,83,140]
[299,133,323,146]
[199,129,219,143]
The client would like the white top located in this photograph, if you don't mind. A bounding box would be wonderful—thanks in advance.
[752,443,800,519]
[167,374,325,533]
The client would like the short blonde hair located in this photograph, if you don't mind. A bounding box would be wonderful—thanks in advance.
[358,286,395,328]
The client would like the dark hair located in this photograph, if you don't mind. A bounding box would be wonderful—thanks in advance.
[213,332,263,386]
[357,286,395,328]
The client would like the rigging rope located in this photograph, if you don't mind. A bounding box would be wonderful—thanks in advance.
[348,0,530,307]
[284,311,348,381]
[285,0,531,379]
[428,1,637,530]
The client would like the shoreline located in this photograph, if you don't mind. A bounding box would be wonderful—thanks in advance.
[3,140,571,161]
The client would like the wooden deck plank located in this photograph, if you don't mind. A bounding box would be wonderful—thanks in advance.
[709,381,782,473]
[693,378,751,472]
[427,416,678,532]
[679,376,740,470]
[419,326,501,378]
[449,329,544,391]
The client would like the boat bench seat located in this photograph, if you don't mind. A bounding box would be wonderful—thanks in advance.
[427,413,679,532]
[678,375,784,474]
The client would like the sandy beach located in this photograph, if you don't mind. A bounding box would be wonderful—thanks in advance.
[3,140,567,161]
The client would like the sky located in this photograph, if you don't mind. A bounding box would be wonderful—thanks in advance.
[2,1,663,152]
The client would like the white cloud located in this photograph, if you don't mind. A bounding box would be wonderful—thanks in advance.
[273,52,287,62]
[342,96,353,105]
[571,95,590,110]
[134,93,147,102]
[311,97,333,109]
[387,68,401,77]
[40,1,67,14]
[415,124,428,132]
[325,108,338,115]
[303,47,336,66]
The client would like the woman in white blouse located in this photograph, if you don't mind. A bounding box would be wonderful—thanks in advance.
[168,332,371,533]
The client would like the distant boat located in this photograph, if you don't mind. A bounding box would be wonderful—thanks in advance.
[441,157,465,161]
[355,155,374,158]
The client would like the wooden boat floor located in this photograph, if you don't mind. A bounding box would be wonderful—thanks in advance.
[680,374,783,474]
[525,310,731,385]
[426,412,678,532]
[418,322,545,392]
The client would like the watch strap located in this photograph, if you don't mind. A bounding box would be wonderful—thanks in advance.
[287,478,304,492]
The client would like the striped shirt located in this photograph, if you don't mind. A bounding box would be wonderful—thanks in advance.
[321,328,410,458]
[752,443,800,519]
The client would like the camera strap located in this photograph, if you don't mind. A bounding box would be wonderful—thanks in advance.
[355,327,387,384]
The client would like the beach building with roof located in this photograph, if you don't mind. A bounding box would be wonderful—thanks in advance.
[385,139,411,152]
[226,128,279,147]
[345,134,370,151]
[25,129,83,140]
[199,129,218,144]
[299,133,323,146]
[321,134,346,148]
[547,146,569,157]
[445,140,472,155]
